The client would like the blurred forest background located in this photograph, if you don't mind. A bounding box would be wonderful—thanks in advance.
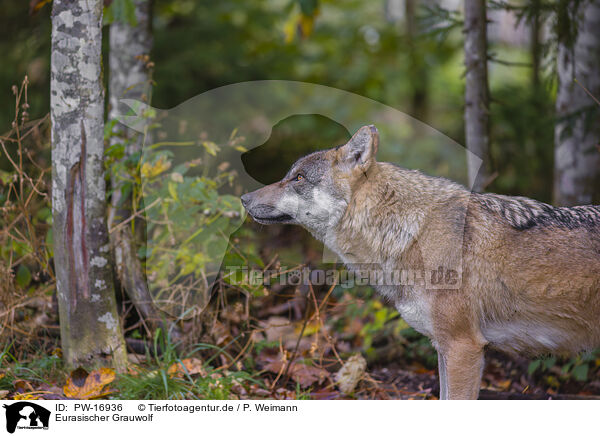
[0,0,599,400]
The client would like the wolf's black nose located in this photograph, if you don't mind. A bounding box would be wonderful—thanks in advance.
[241,193,251,208]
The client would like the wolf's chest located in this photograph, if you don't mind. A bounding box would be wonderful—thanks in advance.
[394,295,434,337]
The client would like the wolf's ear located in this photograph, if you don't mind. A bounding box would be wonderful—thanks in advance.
[340,125,379,170]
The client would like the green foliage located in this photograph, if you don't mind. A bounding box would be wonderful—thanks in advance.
[359,303,400,353]
[0,79,53,301]
[114,329,259,400]
[0,343,64,388]
[115,328,192,399]
[115,368,191,400]
[419,3,463,42]
[331,287,437,368]
[140,146,244,315]
[15,265,32,288]
[298,0,319,16]
[1,0,562,203]
[528,350,600,384]
[104,0,138,26]
[0,4,50,129]
[106,108,246,317]
[489,77,555,201]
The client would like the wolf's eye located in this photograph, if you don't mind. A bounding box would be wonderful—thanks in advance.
[294,174,305,182]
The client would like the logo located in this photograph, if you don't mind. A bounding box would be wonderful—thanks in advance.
[3,402,50,434]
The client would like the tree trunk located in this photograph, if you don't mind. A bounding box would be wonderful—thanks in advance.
[553,0,600,206]
[463,0,492,192]
[50,0,127,370]
[530,0,542,89]
[405,0,428,122]
[107,0,163,330]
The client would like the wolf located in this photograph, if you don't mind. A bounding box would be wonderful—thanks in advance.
[241,125,600,399]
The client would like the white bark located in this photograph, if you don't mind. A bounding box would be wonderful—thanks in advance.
[51,0,127,370]
[107,0,160,326]
[554,0,600,206]
[464,0,492,192]
[108,0,152,121]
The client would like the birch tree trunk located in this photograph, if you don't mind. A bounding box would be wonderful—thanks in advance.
[554,0,600,206]
[107,0,161,329]
[51,0,127,370]
[464,0,492,192]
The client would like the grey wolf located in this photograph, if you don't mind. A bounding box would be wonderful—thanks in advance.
[241,125,600,399]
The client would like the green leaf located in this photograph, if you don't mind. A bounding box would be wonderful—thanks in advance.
[16,264,32,288]
[118,182,133,207]
[201,141,220,156]
[104,0,138,27]
[35,207,52,223]
[298,0,318,16]
[45,228,54,258]
[542,356,556,370]
[527,360,541,376]
[572,364,589,382]
[125,151,142,167]
[168,181,178,201]
[0,169,14,185]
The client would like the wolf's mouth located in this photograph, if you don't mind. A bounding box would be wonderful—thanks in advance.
[245,204,294,224]
[250,213,294,224]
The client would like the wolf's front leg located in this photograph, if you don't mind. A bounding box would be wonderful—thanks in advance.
[438,338,485,399]
[437,351,449,400]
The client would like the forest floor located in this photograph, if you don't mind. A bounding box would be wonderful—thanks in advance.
[2,284,600,401]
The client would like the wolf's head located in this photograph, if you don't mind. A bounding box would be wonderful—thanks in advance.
[241,125,379,240]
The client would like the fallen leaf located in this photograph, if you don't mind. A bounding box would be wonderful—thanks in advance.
[0,390,8,399]
[13,379,34,393]
[290,364,329,388]
[260,317,295,343]
[335,354,367,396]
[63,367,116,399]
[128,353,146,365]
[37,384,68,400]
[309,388,340,400]
[262,355,329,388]
[249,386,271,397]
[496,379,512,391]
[168,358,207,378]
[298,321,321,337]
[231,379,248,397]
[13,391,53,401]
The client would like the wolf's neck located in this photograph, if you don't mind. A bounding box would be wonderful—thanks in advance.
[326,164,427,265]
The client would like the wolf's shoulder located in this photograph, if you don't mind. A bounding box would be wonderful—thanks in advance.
[377,162,600,231]
[473,192,600,231]
[379,162,467,193]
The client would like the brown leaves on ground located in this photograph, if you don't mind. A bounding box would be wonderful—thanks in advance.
[8,378,66,400]
[260,354,329,389]
[63,367,116,399]
[168,358,207,378]
[259,316,296,344]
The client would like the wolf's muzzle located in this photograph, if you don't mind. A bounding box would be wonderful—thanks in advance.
[241,191,293,224]
[240,192,252,208]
